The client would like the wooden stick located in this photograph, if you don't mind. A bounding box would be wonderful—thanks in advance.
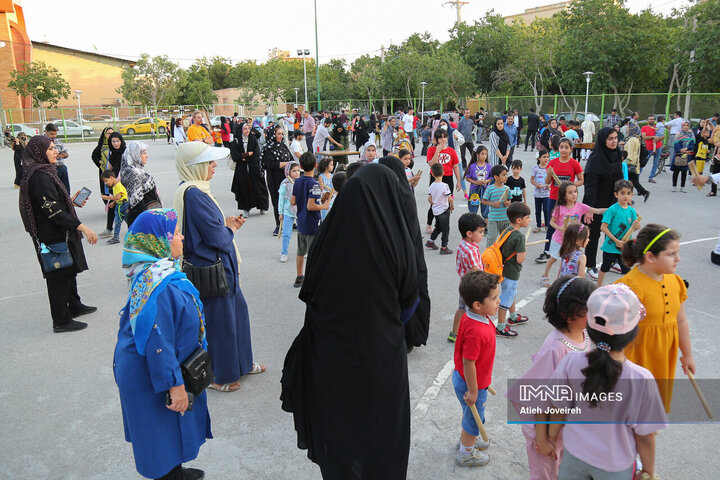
[526,239,550,246]
[620,215,642,243]
[688,370,714,419]
[547,166,562,186]
[469,404,489,442]
[525,226,532,243]
[487,386,497,396]
[688,161,704,191]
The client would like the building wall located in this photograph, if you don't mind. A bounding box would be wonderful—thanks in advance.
[31,43,132,107]
[503,1,570,24]
[0,1,30,116]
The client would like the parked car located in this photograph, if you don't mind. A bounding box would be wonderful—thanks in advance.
[209,115,223,127]
[558,112,600,123]
[117,117,168,135]
[8,123,40,137]
[52,119,94,136]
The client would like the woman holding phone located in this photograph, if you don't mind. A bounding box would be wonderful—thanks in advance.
[18,135,98,333]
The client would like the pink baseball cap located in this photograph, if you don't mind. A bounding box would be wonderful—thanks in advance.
[586,283,645,335]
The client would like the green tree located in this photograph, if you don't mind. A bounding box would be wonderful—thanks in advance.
[176,61,218,109]
[227,61,258,87]
[677,0,720,93]
[117,54,181,107]
[7,60,71,107]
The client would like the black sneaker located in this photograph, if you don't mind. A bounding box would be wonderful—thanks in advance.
[292,223,298,230]
[425,240,439,250]
[440,246,454,255]
[272,226,280,237]
[70,304,97,317]
[293,275,304,288]
[534,252,549,263]
[495,325,519,338]
[53,320,88,333]
[182,468,205,480]
[107,237,120,245]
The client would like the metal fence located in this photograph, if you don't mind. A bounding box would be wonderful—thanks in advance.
[4,93,718,144]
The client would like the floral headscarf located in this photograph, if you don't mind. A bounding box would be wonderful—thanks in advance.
[120,141,156,208]
[121,209,205,355]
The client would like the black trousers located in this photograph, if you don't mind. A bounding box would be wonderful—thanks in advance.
[711,162,720,194]
[305,133,314,152]
[155,465,182,480]
[525,130,537,150]
[426,175,454,226]
[13,155,22,186]
[516,129,523,146]
[421,142,429,156]
[585,213,603,270]
[46,271,81,326]
[628,171,648,196]
[459,141,474,169]
[430,209,451,247]
[266,170,284,228]
[672,169,687,187]
[507,146,516,164]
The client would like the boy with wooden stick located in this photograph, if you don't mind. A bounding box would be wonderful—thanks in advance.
[597,179,641,286]
[452,270,501,467]
[482,164,511,247]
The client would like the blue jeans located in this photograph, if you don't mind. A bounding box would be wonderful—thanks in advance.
[544,198,557,253]
[113,202,129,239]
[647,148,662,179]
[452,370,488,437]
[534,196,550,228]
[473,186,489,218]
[281,214,295,256]
[56,164,70,193]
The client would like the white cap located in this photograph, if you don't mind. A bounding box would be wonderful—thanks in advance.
[177,141,230,167]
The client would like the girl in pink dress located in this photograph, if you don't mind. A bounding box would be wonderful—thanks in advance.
[508,276,595,479]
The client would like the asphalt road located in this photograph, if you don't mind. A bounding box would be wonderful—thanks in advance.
[1,138,718,479]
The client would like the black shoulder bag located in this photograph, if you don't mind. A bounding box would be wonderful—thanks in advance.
[181,187,230,298]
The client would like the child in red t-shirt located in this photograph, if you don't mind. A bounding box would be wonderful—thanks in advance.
[426,128,464,234]
[452,270,501,468]
[537,137,584,263]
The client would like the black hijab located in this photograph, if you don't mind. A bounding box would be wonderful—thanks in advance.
[19,135,78,238]
[378,156,430,348]
[583,127,624,208]
[107,132,127,173]
[492,119,510,154]
[281,164,418,478]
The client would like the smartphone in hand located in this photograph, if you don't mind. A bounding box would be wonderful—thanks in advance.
[73,187,92,207]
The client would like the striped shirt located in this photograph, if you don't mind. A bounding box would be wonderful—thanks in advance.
[456,239,483,278]
[483,184,510,222]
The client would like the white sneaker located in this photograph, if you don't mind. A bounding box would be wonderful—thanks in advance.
[280,254,288,263]
[586,267,599,280]
[680,187,687,193]
[455,449,490,467]
[456,439,490,451]
[610,262,623,274]
[243,210,250,217]
[672,186,677,192]
[98,229,112,238]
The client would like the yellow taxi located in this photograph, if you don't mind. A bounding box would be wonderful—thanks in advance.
[118,117,168,135]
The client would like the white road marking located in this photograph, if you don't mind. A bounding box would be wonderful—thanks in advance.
[679,237,717,246]
[412,287,546,418]
[0,284,93,301]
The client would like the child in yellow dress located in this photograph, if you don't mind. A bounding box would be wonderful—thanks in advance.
[616,223,696,412]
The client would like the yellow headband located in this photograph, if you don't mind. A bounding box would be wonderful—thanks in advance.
[643,229,672,255]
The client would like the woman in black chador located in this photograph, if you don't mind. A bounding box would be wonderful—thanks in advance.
[281,163,420,479]
[230,122,269,215]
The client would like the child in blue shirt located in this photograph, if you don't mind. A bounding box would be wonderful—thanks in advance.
[278,161,300,264]
[481,164,510,247]
[597,179,641,286]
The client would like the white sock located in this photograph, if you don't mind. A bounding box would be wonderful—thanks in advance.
[459,443,474,455]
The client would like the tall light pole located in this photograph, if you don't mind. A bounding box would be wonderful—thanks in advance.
[74,90,83,141]
[314,0,321,111]
[298,49,310,111]
[420,82,428,125]
[294,87,299,107]
[582,71,594,122]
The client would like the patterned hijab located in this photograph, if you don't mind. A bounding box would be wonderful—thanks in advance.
[120,141,156,208]
[18,135,78,239]
[262,126,293,168]
[121,209,205,356]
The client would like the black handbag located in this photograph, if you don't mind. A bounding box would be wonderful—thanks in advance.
[180,347,214,396]
[181,187,230,298]
[38,236,73,273]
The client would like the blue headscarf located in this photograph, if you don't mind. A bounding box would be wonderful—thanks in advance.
[121,209,205,356]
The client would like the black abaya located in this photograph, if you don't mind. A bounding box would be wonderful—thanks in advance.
[230,128,269,212]
[281,164,419,480]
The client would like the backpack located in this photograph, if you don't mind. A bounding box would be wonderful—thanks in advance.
[481,228,517,282]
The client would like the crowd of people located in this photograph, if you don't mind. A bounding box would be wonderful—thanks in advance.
[12,102,720,480]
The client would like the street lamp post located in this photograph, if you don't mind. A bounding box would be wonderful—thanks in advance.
[74,90,83,141]
[298,49,310,111]
[582,71,594,121]
[294,87,299,107]
[314,0,321,111]
[420,82,428,125]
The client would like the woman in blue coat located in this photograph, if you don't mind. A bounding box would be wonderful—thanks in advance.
[173,142,265,393]
[114,209,211,480]
[670,120,694,192]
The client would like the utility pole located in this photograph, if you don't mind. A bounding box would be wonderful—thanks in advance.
[381,45,387,114]
[444,0,469,24]
[683,16,697,120]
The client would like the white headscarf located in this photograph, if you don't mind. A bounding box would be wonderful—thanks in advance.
[120,141,156,208]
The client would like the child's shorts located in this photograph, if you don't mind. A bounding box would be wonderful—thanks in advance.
[548,239,562,260]
[558,450,633,480]
[499,277,519,310]
[458,294,466,310]
[452,370,488,437]
[297,233,315,257]
[600,251,630,274]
